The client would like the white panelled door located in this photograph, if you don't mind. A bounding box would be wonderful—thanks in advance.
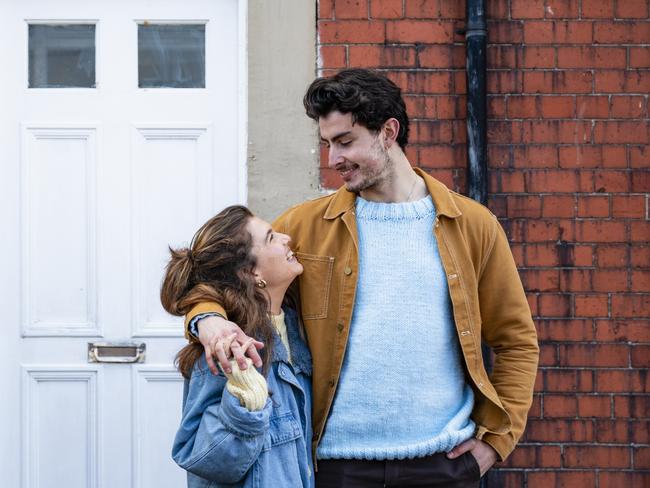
[0,1,245,487]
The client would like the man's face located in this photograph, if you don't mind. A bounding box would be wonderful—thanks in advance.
[319,111,393,194]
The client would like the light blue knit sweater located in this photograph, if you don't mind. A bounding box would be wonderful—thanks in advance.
[317,195,475,460]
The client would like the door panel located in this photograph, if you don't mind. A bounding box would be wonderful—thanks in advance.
[21,126,99,336]
[22,367,100,488]
[0,1,245,486]
[131,125,214,337]
[132,367,186,487]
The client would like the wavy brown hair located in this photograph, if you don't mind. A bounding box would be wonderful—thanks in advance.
[160,205,275,379]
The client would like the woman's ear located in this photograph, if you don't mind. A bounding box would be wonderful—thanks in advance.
[252,269,266,287]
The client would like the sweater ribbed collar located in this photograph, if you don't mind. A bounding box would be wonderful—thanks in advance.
[355,195,435,221]
[323,168,462,220]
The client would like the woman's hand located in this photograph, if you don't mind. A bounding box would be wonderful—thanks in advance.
[197,316,264,375]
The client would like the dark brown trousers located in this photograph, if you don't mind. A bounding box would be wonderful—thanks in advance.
[316,452,481,488]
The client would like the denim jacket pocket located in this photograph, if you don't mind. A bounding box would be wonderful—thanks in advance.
[255,411,309,488]
[261,412,302,452]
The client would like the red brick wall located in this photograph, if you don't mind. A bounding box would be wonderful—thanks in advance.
[316,0,649,485]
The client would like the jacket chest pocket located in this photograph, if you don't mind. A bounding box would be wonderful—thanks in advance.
[261,412,303,452]
[295,253,335,320]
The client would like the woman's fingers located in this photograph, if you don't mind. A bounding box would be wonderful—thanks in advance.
[196,315,265,372]
[211,333,238,374]
[230,340,249,370]
[213,340,232,373]
[247,340,264,368]
[221,333,238,356]
[239,337,254,352]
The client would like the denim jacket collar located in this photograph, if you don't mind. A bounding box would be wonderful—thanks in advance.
[270,307,312,376]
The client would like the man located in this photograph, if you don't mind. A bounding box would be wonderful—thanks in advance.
[185,69,539,487]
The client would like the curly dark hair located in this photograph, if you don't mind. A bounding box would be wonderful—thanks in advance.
[303,68,410,149]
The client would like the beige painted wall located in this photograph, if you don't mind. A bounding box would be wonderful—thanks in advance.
[247,0,322,221]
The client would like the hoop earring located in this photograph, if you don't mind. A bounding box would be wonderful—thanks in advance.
[257,279,267,289]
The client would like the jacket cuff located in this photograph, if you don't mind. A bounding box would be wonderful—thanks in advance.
[479,431,515,462]
[218,389,271,437]
[184,302,228,340]
[188,313,224,339]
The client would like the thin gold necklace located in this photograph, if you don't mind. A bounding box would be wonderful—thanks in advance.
[406,175,419,202]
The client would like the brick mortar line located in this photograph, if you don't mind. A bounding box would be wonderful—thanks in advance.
[537,341,650,344]
[538,366,649,370]
[315,63,650,70]
[519,440,650,443]
[318,42,650,47]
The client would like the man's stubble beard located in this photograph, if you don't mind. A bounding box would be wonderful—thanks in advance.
[347,138,394,195]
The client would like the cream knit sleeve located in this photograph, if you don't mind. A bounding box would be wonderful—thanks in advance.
[223,358,268,411]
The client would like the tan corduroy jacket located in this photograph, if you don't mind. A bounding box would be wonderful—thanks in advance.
[186,168,539,461]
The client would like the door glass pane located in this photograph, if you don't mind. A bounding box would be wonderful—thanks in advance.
[28,24,96,88]
[138,24,205,88]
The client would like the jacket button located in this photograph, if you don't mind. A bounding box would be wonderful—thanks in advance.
[344,267,352,275]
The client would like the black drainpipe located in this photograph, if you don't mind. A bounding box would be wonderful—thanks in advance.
[465,0,488,206]
[465,2,494,485]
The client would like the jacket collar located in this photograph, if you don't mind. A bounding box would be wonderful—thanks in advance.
[270,307,312,376]
[323,167,462,220]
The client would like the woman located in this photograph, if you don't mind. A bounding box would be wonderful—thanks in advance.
[160,205,313,488]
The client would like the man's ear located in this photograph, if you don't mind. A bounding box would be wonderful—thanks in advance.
[382,118,400,148]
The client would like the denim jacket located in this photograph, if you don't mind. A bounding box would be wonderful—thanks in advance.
[172,308,314,488]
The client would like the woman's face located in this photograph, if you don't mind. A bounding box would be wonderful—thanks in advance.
[246,216,303,287]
